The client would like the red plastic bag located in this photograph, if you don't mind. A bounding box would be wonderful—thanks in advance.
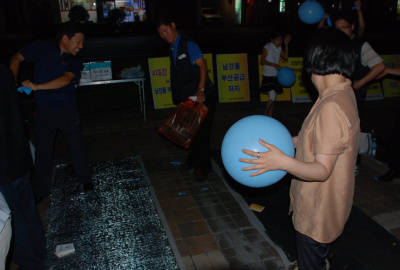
[158,98,208,148]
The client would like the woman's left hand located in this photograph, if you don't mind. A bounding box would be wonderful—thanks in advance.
[239,139,288,176]
[284,34,292,44]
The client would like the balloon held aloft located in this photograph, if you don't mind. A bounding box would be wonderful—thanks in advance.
[221,115,295,188]
[277,67,296,87]
[298,1,325,24]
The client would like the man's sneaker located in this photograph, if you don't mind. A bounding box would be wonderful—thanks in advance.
[375,169,400,182]
[177,164,194,171]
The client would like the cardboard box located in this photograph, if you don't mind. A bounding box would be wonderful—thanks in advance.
[90,61,112,81]
[79,62,91,83]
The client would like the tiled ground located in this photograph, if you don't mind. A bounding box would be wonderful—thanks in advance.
[11,96,400,269]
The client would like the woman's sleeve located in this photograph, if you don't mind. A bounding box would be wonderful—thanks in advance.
[313,102,349,155]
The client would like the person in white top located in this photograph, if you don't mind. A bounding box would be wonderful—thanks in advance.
[260,29,291,117]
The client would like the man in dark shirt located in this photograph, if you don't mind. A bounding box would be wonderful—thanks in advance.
[156,14,217,181]
[9,22,93,202]
[0,62,47,269]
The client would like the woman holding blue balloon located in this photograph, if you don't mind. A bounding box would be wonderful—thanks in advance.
[259,29,291,117]
[241,29,360,269]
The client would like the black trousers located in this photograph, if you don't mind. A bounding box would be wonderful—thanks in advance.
[0,172,47,269]
[32,106,92,197]
[296,231,330,270]
[186,90,217,174]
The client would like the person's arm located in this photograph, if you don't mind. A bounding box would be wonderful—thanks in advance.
[280,34,291,60]
[9,52,25,84]
[21,72,75,91]
[194,57,207,103]
[376,68,400,79]
[355,0,365,37]
[318,13,329,29]
[292,136,298,148]
[353,62,385,90]
[239,139,339,182]
[260,48,280,70]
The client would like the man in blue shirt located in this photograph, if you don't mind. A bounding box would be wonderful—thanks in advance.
[156,14,217,181]
[9,22,93,202]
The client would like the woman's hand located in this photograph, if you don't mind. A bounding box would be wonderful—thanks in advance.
[239,139,289,176]
[284,34,291,44]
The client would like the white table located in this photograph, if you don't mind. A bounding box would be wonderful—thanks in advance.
[79,78,146,122]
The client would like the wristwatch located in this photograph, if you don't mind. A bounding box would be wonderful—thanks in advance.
[198,88,205,92]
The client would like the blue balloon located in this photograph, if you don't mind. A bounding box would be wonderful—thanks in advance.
[277,67,296,87]
[17,86,32,95]
[221,115,295,188]
[298,1,325,24]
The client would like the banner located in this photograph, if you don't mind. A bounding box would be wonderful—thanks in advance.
[148,54,215,109]
[203,53,214,83]
[148,57,174,109]
[365,81,383,101]
[380,55,400,98]
[216,53,250,103]
[289,57,312,103]
[258,55,291,101]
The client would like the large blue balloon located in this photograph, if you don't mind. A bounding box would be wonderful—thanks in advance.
[277,67,296,87]
[221,115,295,188]
[298,1,325,24]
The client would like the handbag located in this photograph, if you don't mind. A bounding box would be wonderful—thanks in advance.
[158,98,208,149]
[359,129,377,156]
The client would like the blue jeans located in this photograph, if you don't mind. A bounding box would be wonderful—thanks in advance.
[0,172,47,269]
[33,106,92,197]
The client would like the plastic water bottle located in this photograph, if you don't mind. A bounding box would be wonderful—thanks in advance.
[371,138,377,157]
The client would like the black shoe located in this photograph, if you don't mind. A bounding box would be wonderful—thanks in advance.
[177,164,194,171]
[376,169,400,182]
[83,182,94,192]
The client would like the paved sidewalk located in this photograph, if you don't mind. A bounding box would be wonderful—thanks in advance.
[79,104,290,269]
[31,96,400,270]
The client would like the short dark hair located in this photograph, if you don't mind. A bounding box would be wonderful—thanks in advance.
[270,28,283,40]
[333,10,356,26]
[303,29,355,78]
[153,11,175,29]
[68,5,90,23]
[56,21,84,41]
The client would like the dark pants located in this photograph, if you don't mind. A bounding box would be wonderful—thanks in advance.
[33,106,91,197]
[0,172,47,269]
[186,90,217,174]
[296,231,330,270]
